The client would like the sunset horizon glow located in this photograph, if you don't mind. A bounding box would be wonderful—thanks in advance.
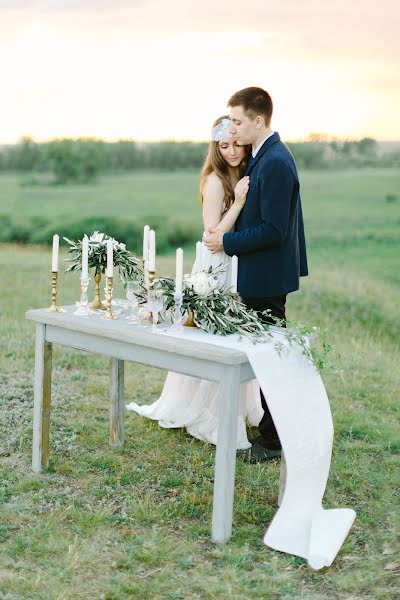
[1,1,399,144]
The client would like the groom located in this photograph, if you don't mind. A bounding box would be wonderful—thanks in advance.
[204,86,308,462]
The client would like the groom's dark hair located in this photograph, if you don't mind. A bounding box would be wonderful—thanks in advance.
[228,87,273,125]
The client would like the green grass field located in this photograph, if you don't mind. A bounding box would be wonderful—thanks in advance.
[1,168,399,271]
[0,169,399,599]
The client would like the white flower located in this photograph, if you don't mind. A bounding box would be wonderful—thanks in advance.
[90,231,105,243]
[185,271,219,296]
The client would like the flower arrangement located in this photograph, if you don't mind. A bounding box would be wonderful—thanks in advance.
[184,270,219,296]
[63,231,141,281]
[158,266,273,338]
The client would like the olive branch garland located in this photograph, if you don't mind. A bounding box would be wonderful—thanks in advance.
[155,270,337,371]
[156,275,267,337]
[63,231,141,282]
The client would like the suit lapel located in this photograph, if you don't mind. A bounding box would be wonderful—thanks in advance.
[245,132,280,176]
[244,154,255,175]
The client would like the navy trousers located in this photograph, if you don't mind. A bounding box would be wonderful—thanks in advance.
[241,295,286,450]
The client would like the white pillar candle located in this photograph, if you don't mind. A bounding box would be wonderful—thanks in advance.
[196,241,202,267]
[143,225,150,261]
[149,229,156,271]
[82,235,89,280]
[106,239,113,277]
[231,255,238,293]
[200,242,206,272]
[175,248,183,294]
[51,234,59,272]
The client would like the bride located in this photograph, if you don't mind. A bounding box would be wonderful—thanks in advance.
[126,116,263,449]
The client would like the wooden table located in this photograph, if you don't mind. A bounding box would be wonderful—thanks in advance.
[26,306,256,543]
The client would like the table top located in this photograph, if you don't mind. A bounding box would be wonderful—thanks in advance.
[26,306,250,366]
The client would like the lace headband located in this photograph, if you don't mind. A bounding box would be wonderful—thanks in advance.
[211,118,233,142]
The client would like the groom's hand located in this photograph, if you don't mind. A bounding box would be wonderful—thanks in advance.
[204,228,224,253]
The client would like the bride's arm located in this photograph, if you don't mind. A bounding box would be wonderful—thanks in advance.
[202,174,224,230]
[202,174,249,233]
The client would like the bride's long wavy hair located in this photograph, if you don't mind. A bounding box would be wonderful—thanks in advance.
[200,115,251,212]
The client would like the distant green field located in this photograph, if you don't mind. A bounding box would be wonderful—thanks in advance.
[1,168,399,229]
[0,171,202,221]
[1,168,399,285]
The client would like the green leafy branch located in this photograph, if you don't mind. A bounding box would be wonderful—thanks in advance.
[156,267,337,371]
[63,231,141,282]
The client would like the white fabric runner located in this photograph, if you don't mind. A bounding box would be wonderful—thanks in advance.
[157,324,356,569]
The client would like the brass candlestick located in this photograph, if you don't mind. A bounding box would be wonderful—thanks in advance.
[46,271,64,313]
[101,276,118,320]
[183,310,197,327]
[148,270,155,289]
[91,272,107,310]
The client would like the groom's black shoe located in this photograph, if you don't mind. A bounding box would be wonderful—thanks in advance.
[236,439,281,463]
[249,441,281,463]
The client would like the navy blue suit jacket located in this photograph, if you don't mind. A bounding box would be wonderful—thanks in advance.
[223,132,308,298]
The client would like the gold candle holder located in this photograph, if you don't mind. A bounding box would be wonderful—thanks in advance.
[148,270,155,288]
[46,271,64,313]
[91,272,107,310]
[183,310,197,327]
[140,269,155,322]
[101,276,118,320]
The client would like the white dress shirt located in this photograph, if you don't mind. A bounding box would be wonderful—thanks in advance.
[252,131,275,158]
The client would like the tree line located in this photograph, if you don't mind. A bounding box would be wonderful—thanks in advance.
[1,136,399,184]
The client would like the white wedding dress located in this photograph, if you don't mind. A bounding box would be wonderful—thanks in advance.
[126,243,263,449]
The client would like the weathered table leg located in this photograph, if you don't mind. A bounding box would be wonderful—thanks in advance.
[212,365,241,543]
[32,323,52,472]
[109,358,124,447]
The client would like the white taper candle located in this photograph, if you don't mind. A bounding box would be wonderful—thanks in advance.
[106,239,113,277]
[175,248,183,294]
[231,255,238,293]
[143,225,150,261]
[51,234,59,272]
[149,229,156,271]
[200,241,207,272]
[82,235,89,280]
[196,241,202,268]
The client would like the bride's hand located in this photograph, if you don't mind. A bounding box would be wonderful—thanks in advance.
[234,176,250,207]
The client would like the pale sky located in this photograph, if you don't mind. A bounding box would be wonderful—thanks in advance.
[1,0,399,142]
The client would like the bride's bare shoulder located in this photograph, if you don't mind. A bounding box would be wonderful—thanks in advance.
[203,171,224,197]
